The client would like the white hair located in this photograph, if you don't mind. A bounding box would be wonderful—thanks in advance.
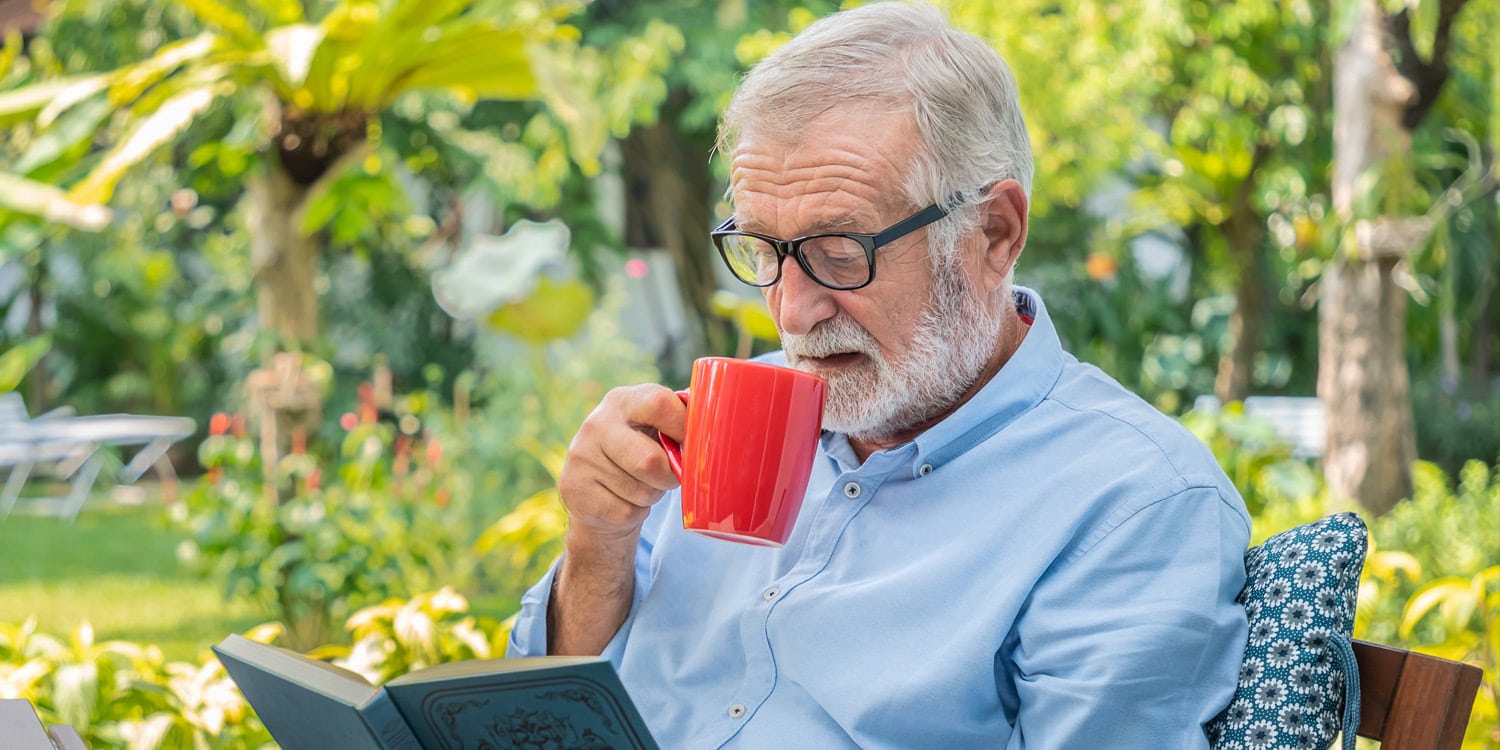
[719,1,1034,267]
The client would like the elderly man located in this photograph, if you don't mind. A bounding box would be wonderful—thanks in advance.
[508,3,1250,747]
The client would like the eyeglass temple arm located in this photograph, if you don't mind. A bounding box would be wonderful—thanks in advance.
[870,191,966,246]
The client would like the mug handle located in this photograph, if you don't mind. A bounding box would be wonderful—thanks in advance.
[656,390,690,482]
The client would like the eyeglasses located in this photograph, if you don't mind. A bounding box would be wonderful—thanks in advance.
[711,194,960,291]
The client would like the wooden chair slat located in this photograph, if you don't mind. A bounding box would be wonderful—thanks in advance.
[1353,639,1484,750]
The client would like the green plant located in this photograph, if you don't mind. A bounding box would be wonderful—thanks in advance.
[1180,402,1323,521]
[1354,459,1500,749]
[0,618,274,749]
[1399,566,1499,749]
[316,588,510,686]
[177,403,473,651]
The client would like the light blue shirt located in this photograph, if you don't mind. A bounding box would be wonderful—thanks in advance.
[509,288,1250,748]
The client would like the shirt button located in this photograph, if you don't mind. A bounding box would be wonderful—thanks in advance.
[843,481,861,499]
[728,704,747,719]
[763,587,780,601]
[918,463,934,476]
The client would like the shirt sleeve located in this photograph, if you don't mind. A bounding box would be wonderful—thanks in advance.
[1001,485,1249,749]
[505,496,672,664]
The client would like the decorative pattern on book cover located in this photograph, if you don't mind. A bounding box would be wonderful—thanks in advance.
[396,667,657,750]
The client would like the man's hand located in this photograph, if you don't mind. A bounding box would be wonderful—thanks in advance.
[557,384,685,540]
[547,384,686,656]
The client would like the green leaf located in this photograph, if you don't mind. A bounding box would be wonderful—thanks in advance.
[241,0,305,25]
[1365,549,1422,582]
[0,173,112,231]
[1407,0,1439,63]
[264,23,324,89]
[713,290,780,342]
[380,26,537,105]
[68,85,223,205]
[177,0,266,50]
[51,662,98,731]
[99,33,221,116]
[0,336,51,392]
[0,75,106,128]
[12,97,113,178]
[1399,577,1474,638]
[485,277,595,343]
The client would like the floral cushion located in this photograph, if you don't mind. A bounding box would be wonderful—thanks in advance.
[1208,513,1368,750]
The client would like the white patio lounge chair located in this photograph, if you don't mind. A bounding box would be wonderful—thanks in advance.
[0,392,195,521]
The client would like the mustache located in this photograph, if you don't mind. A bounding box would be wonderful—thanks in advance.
[783,315,879,361]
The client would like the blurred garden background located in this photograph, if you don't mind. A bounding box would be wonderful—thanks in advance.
[0,0,1494,747]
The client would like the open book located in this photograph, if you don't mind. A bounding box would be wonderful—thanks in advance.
[213,635,658,750]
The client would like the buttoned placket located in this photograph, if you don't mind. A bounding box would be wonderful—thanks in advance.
[713,448,915,748]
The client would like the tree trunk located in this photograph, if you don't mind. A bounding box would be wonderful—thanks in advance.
[246,164,318,348]
[620,93,732,363]
[1215,169,1267,404]
[1318,250,1416,515]
[1322,0,1421,515]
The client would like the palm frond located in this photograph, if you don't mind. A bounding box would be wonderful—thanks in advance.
[68,85,225,205]
[0,173,111,231]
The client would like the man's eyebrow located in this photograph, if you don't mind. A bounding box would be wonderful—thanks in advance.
[736,211,865,236]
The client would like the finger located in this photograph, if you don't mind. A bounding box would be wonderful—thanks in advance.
[607,385,687,444]
[596,423,677,492]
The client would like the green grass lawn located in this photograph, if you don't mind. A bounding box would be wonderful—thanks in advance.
[0,497,271,662]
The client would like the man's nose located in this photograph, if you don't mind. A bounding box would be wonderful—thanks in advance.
[769,256,839,336]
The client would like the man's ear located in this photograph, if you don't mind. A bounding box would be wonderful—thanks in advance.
[975,179,1029,294]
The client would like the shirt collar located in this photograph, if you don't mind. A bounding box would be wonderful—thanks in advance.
[907,286,1063,475]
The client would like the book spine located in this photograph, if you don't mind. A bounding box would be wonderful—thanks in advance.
[362,691,423,750]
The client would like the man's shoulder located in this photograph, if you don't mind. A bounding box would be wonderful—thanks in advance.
[1021,357,1238,499]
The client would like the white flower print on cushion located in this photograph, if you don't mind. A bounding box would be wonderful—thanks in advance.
[1208,513,1368,750]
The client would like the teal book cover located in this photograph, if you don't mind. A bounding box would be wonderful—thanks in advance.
[214,635,658,750]
[386,657,658,750]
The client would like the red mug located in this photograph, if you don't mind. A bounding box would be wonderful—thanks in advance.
[657,357,826,547]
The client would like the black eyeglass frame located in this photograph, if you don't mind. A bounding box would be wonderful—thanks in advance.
[711,193,962,291]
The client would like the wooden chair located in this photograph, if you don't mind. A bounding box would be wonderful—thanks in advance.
[1353,639,1484,749]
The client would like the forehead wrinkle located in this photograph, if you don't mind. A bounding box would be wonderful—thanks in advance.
[729,164,891,236]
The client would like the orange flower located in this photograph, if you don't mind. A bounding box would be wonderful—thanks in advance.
[1085,252,1119,281]
[209,412,230,436]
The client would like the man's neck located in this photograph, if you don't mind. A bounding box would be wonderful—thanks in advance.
[848,303,1031,463]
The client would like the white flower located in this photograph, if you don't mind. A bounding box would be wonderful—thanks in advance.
[1264,579,1292,607]
[1267,640,1301,668]
[1327,551,1353,578]
[1278,704,1309,732]
[1292,728,1321,749]
[1245,720,1279,750]
[1239,658,1265,687]
[1281,600,1314,629]
[1244,600,1264,620]
[1224,699,1255,729]
[1294,561,1326,588]
[1316,588,1345,618]
[1289,665,1319,693]
[1301,628,1332,652]
[1255,679,1288,708]
[1250,619,1280,646]
[1311,529,1345,553]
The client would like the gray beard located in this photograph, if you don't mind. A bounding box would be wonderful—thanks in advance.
[782,262,1006,442]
